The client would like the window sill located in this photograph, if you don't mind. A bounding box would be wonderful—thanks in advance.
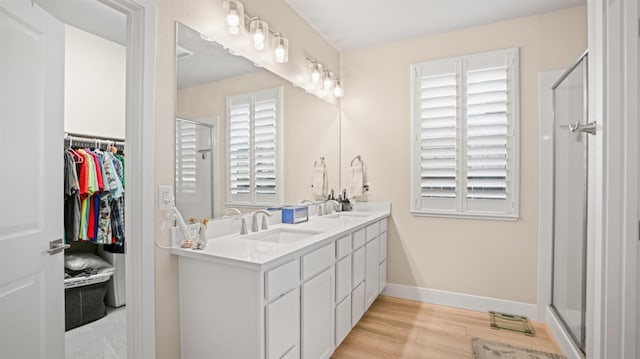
[410,210,519,222]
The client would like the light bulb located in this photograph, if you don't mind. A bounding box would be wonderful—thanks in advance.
[311,69,321,83]
[334,80,343,97]
[310,63,322,84]
[249,18,269,51]
[253,30,264,50]
[272,34,289,63]
[223,1,244,35]
[323,72,333,91]
[275,45,286,63]
[227,10,240,27]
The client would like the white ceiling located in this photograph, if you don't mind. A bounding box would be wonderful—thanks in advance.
[286,0,586,51]
[35,0,126,45]
[177,23,259,89]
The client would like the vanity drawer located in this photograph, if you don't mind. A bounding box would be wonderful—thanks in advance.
[265,259,299,301]
[365,223,379,243]
[353,229,365,249]
[380,218,387,233]
[336,235,351,259]
[302,243,335,280]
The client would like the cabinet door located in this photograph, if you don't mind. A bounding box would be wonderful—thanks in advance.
[302,268,334,359]
[351,282,365,326]
[336,255,351,302]
[352,247,365,289]
[335,295,351,347]
[365,237,380,308]
[266,288,300,359]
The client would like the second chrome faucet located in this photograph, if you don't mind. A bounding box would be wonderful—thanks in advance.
[251,210,272,232]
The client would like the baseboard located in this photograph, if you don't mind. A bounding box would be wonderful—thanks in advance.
[382,283,539,320]
[545,307,584,359]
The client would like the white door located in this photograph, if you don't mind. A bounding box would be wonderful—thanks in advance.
[0,1,65,358]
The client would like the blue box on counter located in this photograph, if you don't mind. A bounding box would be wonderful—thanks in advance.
[281,205,309,224]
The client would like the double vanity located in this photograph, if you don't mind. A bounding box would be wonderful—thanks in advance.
[170,202,390,359]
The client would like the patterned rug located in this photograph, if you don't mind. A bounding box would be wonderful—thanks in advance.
[472,338,566,359]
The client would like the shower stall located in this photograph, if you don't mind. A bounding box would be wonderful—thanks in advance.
[550,51,591,353]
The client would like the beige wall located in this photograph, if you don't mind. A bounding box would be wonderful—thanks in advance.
[155,0,340,357]
[64,25,125,138]
[339,6,587,303]
[177,70,340,210]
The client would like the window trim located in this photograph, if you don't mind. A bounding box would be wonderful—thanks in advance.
[226,86,284,207]
[410,48,520,220]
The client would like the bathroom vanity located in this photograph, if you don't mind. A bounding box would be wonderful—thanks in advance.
[170,203,390,359]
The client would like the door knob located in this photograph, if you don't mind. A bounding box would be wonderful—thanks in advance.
[48,238,70,255]
[569,121,597,135]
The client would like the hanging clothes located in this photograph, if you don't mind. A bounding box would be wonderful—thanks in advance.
[63,142,125,249]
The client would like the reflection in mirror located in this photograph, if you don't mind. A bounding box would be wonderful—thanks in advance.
[175,22,340,220]
[175,118,215,220]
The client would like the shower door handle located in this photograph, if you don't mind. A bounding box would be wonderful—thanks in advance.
[569,121,597,135]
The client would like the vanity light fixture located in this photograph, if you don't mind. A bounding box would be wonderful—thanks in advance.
[323,70,334,91]
[223,0,244,35]
[249,17,269,51]
[334,79,343,98]
[272,33,289,63]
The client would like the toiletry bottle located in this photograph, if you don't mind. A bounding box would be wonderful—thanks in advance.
[341,189,352,211]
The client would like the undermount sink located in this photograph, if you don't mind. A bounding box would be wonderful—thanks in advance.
[243,228,321,244]
[321,212,370,219]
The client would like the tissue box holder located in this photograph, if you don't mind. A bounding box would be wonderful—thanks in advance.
[282,206,309,224]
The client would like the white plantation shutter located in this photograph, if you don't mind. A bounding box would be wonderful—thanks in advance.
[465,51,516,214]
[228,95,252,203]
[412,48,518,219]
[227,87,282,205]
[253,91,278,202]
[176,120,197,194]
[416,60,459,211]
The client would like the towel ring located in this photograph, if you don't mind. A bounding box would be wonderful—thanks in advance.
[350,155,362,167]
[314,157,326,169]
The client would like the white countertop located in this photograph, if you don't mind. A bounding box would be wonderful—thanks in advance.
[170,203,390,269]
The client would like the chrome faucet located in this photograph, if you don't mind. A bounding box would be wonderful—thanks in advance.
[324,200,340,215]
[251,210,272,232]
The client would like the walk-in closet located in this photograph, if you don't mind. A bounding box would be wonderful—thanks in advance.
[36,1,129,357]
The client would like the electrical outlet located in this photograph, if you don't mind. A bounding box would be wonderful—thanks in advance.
[159,185,174,209]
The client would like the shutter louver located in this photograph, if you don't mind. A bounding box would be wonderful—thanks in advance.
[176,120,197,194]
[419,72,458,199]
[229,98,251,196]
[253,96,277,196]
[466,65,509,201]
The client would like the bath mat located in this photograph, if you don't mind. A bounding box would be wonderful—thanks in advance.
[489,311,535,336]
[472,338,566,359]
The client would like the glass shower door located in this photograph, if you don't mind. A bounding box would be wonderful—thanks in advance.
[551,53,588,352]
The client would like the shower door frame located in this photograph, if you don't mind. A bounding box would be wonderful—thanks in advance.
[550,51,589,354]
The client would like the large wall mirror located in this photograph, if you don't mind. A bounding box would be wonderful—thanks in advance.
[175,22,340,220]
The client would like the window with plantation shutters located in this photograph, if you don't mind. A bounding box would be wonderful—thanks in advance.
[176,119,197,194]
[411,48,519,219]
[227,87,282,206]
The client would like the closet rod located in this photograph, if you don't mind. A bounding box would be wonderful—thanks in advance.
[64,132,124,143]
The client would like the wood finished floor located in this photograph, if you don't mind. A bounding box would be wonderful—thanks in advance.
[332,295,563,359]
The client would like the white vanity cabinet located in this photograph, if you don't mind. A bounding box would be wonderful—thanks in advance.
[175,214,389,359]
